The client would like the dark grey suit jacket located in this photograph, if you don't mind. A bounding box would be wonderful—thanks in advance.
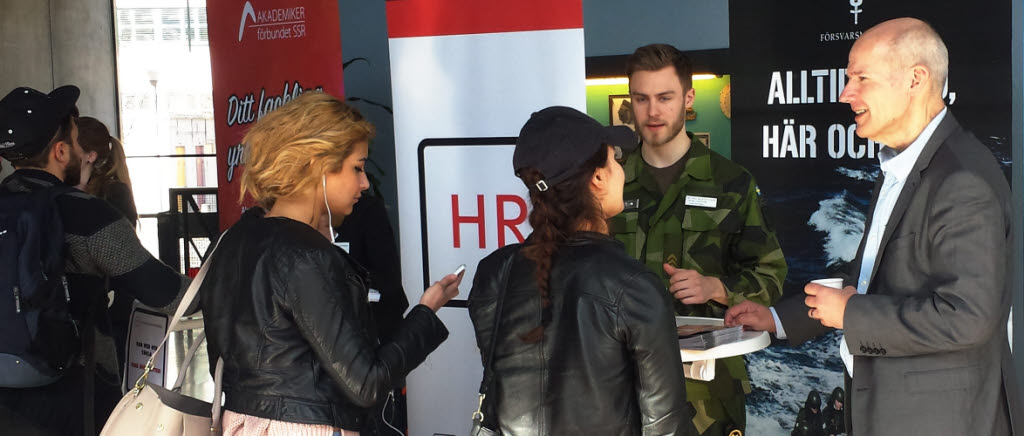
[775,112,1021,435]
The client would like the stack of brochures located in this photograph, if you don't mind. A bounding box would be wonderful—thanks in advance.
[677,325,744,350]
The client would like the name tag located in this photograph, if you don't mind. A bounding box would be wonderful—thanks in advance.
[684,195,717,208]
[624,198,640,212]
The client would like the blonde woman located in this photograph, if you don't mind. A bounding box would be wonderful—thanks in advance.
[199,92,461,436]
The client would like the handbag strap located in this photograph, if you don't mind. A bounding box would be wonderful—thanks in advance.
[172,330,207,391]
[166,329,226,435]
[145,243,216,367]
[130,229,228,433]
[211,357,225,434]
[473,251,517,422]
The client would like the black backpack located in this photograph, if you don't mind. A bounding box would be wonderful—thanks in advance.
[0,183,81,387]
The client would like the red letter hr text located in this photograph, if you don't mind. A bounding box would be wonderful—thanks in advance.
[496,195,527,247]
[452,194,486,248]
[450,194,529,249]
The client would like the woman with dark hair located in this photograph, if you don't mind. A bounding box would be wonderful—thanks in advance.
[74,116,137,223]
[74,116,139,375]
[468,106,695,435]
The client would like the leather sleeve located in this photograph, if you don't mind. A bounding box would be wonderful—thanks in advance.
[284,249,448,408]
[844,170,1008,357]
[618,269,697,436]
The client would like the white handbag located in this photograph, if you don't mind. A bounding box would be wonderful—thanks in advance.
[100,235,225,436]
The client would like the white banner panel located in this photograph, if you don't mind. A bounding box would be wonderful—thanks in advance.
[388,7,585,433]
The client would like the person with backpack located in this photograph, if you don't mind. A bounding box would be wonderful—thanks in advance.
[0,85,191,436]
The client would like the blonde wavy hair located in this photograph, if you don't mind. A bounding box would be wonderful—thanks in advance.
[240,91,374,209]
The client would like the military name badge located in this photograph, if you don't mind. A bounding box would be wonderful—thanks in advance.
[624,198,641,212]
[684,195,717,208]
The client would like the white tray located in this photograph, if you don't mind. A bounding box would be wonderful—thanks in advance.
[676,316,770,362]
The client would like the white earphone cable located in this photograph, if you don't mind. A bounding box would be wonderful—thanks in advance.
[382,390,403,435]
[322,174,336,241]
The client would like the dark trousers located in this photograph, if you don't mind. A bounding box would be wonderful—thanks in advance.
[0,367,121,436]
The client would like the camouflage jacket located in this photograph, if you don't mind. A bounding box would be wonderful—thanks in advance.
[610,136,787,401]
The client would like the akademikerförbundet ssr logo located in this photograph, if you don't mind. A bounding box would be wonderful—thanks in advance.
[236,1,308,42]
[237,1,256,41]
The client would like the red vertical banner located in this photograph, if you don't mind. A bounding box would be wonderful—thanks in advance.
[208,0,344,229]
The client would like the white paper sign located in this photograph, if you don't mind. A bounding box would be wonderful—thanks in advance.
[123,303,169,391]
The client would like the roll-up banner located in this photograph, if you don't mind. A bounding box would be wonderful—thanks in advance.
[729,1,1011,433]
[387,0,585,433]
[208,0,345,229]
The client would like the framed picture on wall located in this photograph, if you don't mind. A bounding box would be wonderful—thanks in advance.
[608,95,635,130]
[694,132,710,147]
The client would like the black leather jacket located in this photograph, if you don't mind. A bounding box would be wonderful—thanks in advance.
[201,209,448,430]
[468,232,696,435]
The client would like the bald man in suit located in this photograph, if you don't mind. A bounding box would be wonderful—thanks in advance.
[726,18,1020,435]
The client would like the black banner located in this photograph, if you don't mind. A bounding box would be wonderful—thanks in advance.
[729,1,1011,433]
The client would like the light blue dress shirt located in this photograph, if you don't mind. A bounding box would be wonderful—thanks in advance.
[772,108,947,377]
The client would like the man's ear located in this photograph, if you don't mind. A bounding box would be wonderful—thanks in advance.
[684,87,696,109]
[909,65,930,95]
[51,141,71,165]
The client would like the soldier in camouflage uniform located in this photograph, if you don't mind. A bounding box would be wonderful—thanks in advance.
[610,44,787,436]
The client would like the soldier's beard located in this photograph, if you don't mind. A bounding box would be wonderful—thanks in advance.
[639,108,687,148]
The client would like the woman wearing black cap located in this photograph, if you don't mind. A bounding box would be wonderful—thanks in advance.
[467,106,696,435]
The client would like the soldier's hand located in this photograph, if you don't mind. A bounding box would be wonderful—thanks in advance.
[663,264,728,305]
[724,300,776,333]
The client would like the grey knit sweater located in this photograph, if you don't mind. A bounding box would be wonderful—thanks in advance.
[1,169,191,381]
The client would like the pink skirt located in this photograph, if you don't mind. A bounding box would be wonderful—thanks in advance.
[221,409,359,436]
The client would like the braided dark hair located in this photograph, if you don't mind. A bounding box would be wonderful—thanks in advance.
[516,145,610,342]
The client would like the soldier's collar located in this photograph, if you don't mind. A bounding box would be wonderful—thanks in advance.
[624,132,713,183]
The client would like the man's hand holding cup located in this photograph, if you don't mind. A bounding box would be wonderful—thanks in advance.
[804,278,856,329]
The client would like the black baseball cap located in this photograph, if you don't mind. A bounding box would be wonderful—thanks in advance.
[514,106,637,191]
[0,85,80,161]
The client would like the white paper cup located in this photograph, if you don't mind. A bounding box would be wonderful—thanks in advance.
[811,278,843,289]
